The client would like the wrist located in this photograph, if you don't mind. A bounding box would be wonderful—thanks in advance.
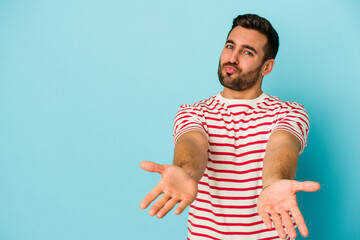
[174,163,201,183]
[262,177,283,188]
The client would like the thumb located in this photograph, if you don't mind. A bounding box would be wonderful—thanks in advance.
[292,180,321,193]
[140,161,165,174]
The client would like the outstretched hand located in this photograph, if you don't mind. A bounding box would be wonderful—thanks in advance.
[257,180,321,239]
[139,161,198,218]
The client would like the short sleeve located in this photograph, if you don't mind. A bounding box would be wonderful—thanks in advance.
[272,102,310,154]
[172,104,207,145]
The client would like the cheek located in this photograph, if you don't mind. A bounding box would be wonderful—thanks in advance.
[240,57,258,69]
[220,50,230,63]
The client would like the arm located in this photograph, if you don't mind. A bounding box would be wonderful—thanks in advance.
[257,130,321,239]
[140,130,208,218]
[173,130,208,182]
[262,130,300,188]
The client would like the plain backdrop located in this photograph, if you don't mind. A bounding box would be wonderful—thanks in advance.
[0,0,359,239]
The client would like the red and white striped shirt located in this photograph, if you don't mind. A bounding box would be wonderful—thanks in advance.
[173,93,309,240]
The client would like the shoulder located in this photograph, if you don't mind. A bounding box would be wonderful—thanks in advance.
[263,94,307,111]
[178,95,218,112]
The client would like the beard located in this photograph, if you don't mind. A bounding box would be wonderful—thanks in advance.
[218,61,263,91]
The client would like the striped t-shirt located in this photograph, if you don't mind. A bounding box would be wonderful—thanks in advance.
[173,92,309,240]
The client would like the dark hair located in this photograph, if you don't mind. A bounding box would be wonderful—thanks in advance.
[229,14,279,61]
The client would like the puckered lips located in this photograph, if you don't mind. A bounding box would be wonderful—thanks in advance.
[224,65,238,74]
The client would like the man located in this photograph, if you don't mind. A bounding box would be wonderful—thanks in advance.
[140,14,320,240]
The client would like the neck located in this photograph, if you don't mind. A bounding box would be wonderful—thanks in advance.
[221,87,263,100]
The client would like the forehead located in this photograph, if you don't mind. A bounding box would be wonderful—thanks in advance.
[227,26,267,54]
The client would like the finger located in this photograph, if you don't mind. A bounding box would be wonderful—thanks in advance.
[156,198,178,218]
[271,213,287,239]
[280,211,297,239]
[140,161,165,174]
[292,181,321,193]
[139,187,162,210]
[149,193,171,216]
[291,207,309,237]
[259,212,272,229]
[174,200,191,215]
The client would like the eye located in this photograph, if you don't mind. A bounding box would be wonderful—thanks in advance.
[244,50,253,56]
[225,45,234,50]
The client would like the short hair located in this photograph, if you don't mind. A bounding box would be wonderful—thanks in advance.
[228,14,279,61]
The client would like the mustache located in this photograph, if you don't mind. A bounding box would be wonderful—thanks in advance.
[222,63,240,72]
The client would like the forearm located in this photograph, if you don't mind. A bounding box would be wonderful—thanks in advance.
[173,131,208,183]
[262,130,300,187]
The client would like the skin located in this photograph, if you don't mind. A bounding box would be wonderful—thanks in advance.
[218,26,274,99]
[140,26,320,239]
[139,131,207,218]
[258,130,321,239]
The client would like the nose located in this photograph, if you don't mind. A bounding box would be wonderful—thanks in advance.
[229,51,239,65]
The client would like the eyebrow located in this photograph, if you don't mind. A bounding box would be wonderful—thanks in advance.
[226,40,258,54]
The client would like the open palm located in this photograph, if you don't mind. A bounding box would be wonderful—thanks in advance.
[140,161,198,218]
[257,180,321,239]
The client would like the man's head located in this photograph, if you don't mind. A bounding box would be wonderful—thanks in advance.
[218,14,279,94]
[229,14,279,61]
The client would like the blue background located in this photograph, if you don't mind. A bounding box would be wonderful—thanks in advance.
[0,0,359,239]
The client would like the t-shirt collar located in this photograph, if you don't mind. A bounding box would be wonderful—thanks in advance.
[216,92,268,106]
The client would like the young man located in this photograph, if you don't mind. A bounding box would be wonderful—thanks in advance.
[140,14,320,240]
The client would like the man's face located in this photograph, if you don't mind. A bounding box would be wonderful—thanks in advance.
[218,26,268,91]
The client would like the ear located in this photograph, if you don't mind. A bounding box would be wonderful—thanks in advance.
[261,59,275,76]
